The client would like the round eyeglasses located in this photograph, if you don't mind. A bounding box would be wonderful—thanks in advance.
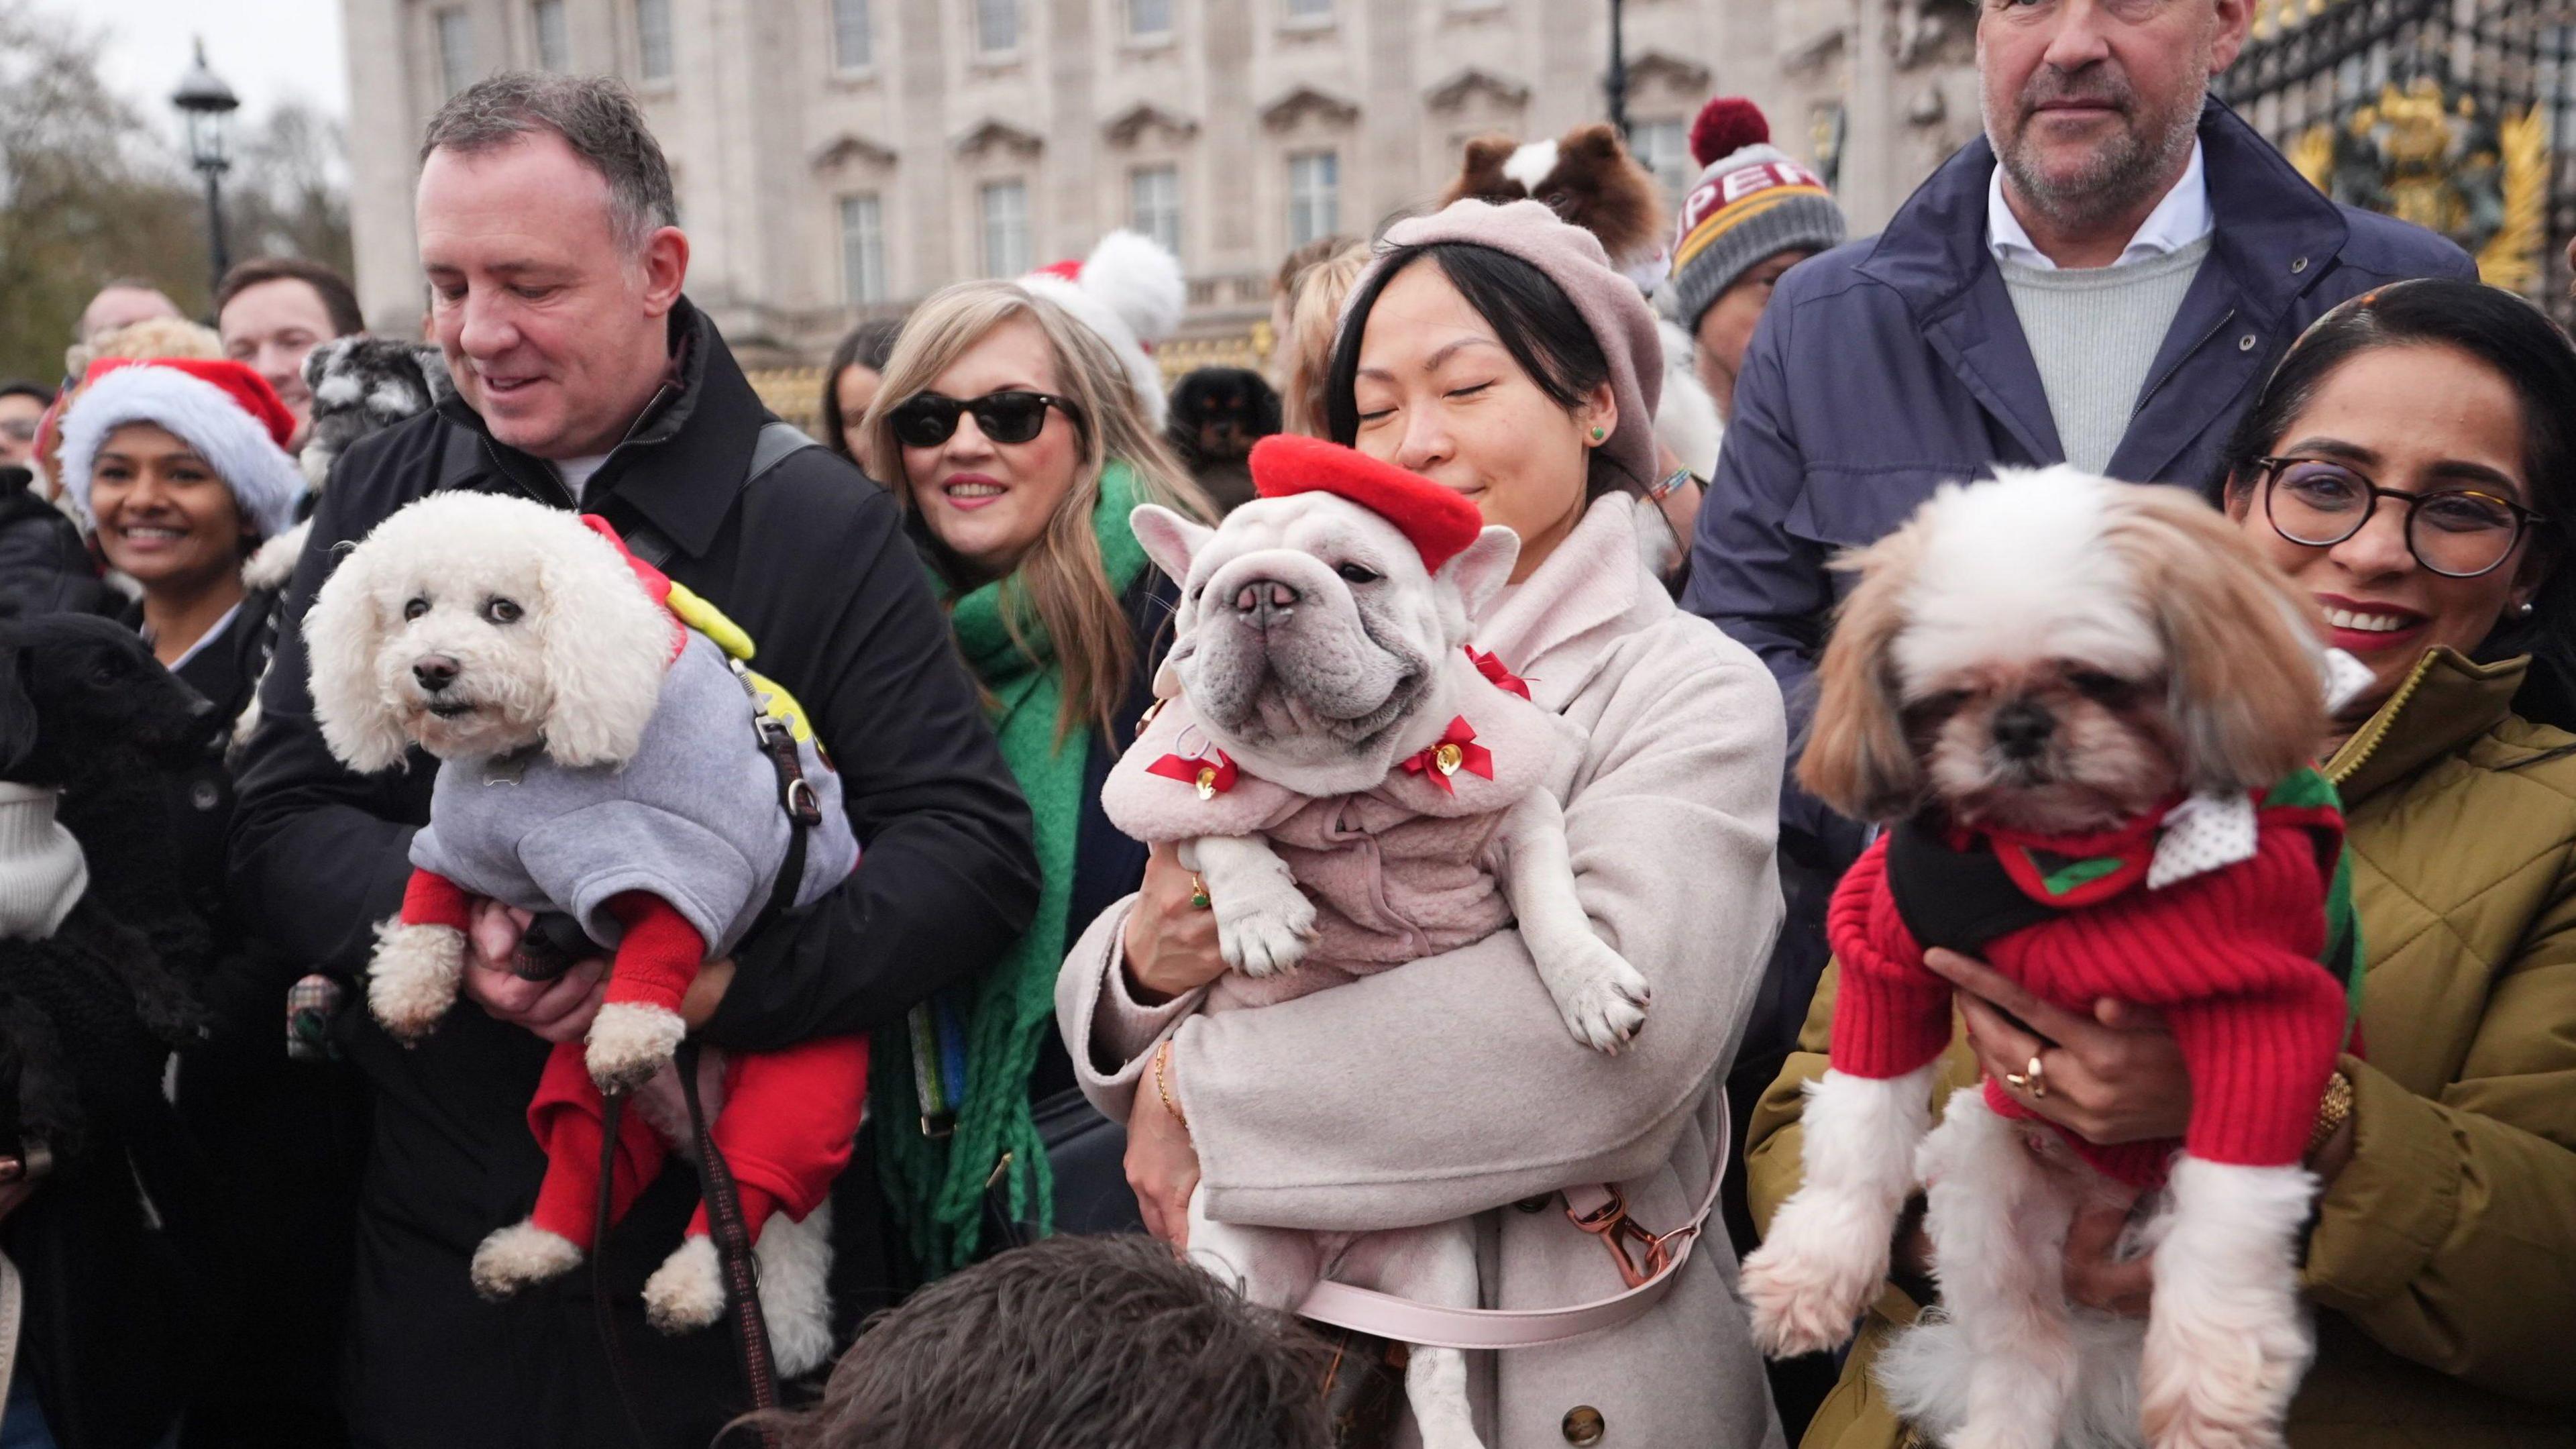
[2255,455,2545,580]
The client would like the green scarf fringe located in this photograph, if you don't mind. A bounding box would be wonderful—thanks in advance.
[873,460,1148,1276]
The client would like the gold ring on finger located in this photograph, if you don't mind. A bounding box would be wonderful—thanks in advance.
[2003,1071,2029,1092]
[1189,873,1211,910]
[2025,1054,2049,1100]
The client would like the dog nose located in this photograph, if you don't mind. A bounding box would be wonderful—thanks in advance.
[1992,700,2055,759]
[413,657,460,693]
[1232,579,1301,629]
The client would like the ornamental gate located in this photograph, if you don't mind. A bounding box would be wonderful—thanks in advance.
[2218,0,2576,321]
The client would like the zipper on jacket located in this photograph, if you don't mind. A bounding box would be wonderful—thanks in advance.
[2326,649,2439,788]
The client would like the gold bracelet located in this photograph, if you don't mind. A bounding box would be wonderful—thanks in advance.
[2306,1069,2353,1160]
[1154,1040,1188,1132]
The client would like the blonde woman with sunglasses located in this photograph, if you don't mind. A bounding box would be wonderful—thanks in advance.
[858,282,1212,1281]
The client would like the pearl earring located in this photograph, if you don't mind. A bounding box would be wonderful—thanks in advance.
[2521,601,2537,616]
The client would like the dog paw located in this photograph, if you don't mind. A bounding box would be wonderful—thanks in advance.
[643,1237,726,1334]
[1216,888,1318,978]
[1740,1237,1875,1358]
[470,1221,583,1299]
[1551,949,1652,1053]
[368,918,467,1041]
[2141,1309,2304,1449]
[585,1002,688,1095]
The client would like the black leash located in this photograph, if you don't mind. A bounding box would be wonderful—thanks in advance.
[594,1089,655,1449]
[680,1039,782,1445]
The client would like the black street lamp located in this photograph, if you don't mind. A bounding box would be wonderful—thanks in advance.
[1605,0,1630,138]
[171,38,239,305]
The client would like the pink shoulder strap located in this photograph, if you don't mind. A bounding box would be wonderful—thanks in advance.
[1294,1089,1730,1351]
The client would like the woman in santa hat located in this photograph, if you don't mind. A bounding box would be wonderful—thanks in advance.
[55,358,366,1448]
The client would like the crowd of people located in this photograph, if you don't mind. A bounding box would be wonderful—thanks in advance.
[0,1,2569,1447]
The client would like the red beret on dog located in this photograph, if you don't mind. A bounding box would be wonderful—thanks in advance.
[1250,434,1483,573]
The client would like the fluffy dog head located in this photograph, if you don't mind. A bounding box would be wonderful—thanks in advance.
[1800,468,2328,835]
[0,614,218,786]
[1444,123,1667,285]
[1131,490,1516,796]
[299,337,453,490]
[303,492,675,772]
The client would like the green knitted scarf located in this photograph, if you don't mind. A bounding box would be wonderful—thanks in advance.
[873,460,1148,1275]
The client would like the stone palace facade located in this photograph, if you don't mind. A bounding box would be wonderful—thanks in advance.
[341,0,1985,366]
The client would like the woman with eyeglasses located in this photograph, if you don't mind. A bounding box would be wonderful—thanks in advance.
[855,281,1214,1283]
[1748,278,2576,1449]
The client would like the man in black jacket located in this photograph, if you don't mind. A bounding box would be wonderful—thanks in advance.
[227,72,1038,1448]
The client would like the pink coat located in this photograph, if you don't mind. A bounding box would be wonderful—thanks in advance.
[1059,494,1791,1449]
[1098,656,1581,1010]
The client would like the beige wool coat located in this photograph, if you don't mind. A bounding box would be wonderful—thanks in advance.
[1058,494,1792,1449]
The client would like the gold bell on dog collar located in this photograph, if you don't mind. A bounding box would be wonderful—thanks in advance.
[1194,765,1219,800]
[1433,743,1464,776]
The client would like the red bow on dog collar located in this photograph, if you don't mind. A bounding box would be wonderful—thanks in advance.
[1401,717,1494,795]
[1147,748,1238,800]
[1466,647,1531,700]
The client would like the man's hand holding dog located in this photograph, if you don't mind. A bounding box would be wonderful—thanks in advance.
[1122,843,1228,1004]
[460,899,738,1040]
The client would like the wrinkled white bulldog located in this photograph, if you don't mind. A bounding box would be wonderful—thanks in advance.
[1108,435,1652,1449]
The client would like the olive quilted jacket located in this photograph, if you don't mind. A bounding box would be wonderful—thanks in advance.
[1748,647,2576,1449]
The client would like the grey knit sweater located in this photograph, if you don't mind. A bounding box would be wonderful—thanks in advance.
[1999,234,2213,476]
[410,631,859,956]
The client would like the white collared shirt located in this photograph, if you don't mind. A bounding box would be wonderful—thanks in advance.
[1988,140,2210,271]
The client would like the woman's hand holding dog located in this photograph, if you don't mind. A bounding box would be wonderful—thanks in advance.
[1929,948,2192,1146]
[1126,1044,1201,1250]
[1122,843,1228,1004]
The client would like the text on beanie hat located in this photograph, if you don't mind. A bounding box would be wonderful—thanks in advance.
[1250,434,1483,573]
[1667,96,1847,333]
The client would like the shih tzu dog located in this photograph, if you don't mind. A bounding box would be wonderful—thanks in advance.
[304,490,863,1372]
[1105,435,1652,1449]
[1743,468,2361,1449]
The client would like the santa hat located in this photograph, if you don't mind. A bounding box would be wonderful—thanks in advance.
[1665,97,1846,333]
[1020,229,1185,429]
[57,358,304,539]
[1250,434,1482,573]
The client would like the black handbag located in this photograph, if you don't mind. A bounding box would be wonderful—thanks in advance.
[982,1086,1144,1250]
[1316,1328,1409,1449]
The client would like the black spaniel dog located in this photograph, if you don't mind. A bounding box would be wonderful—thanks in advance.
[1165,367,1283,515]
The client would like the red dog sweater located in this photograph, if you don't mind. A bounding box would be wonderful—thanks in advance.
[1827,790,2355,1188]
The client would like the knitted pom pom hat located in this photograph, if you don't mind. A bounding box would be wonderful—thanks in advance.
[1666,96,1847,333]
[1250,433,1483,572]
[56,357,304,539]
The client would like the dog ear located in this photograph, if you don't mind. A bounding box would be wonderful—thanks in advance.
[0,631,37,779]
[1130,504,1212,590]
[2106,486,2326,795]
[1439,526,1521,634]
[1250,375,1284,437]
[536,524,676,769]
[303,539,417,774]
[1798,527,1929,822]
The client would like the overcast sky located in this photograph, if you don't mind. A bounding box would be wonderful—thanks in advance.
[49,0,349,142]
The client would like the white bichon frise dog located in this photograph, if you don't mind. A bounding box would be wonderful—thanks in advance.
[303,489,867,1375]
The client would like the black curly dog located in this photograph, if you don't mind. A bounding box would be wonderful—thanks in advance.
[0,614,223,1169]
